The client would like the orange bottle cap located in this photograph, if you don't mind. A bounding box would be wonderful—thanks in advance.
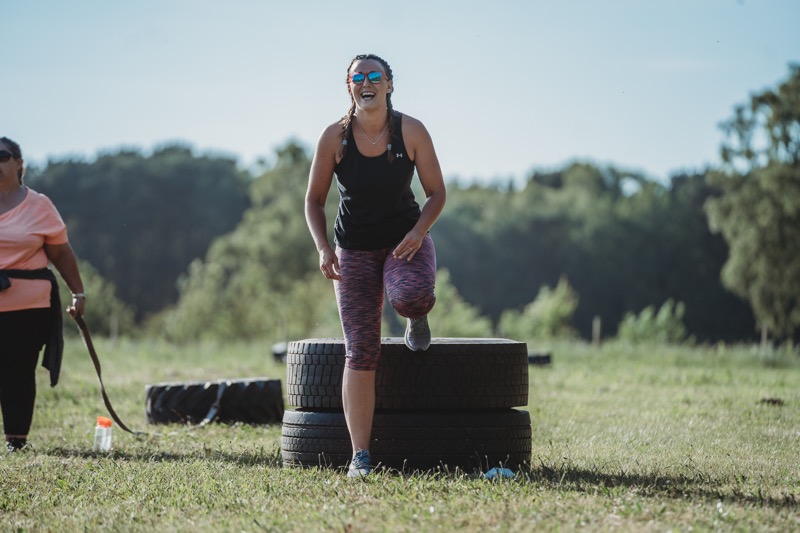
[97,416,113,428]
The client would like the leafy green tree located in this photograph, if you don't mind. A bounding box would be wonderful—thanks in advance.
[599,172,755,341]
[427,269,493,338]
[30,144,251,320]
[705,64,800,339]
[154,142,328,342]
[497,276,578,340]
[57,259,136,338]
[434,177,573,327]
[616,299,689,345]
[435,162,753,343]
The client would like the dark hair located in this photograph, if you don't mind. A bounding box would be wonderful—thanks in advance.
[338,54,397,163]
[0,136,24,183]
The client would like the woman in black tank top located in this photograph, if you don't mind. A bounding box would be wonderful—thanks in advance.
[305,54,447,477]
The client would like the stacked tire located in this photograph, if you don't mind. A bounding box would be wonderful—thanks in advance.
[281,337,531,473]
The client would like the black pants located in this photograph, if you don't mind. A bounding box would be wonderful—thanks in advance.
[0,308,50,436]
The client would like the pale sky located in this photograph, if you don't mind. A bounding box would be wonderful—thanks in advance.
[6,0,799,185]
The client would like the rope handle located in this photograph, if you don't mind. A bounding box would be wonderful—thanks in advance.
[75,315,146,436]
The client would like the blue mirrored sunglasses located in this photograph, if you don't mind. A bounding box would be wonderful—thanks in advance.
[350,71,383,85]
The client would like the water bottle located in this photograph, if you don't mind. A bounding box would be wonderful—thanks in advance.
[93,416,113,452]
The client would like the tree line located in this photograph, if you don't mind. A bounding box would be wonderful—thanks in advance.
[27,65,800,344]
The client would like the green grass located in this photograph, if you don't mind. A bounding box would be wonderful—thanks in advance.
[1,336,799,532]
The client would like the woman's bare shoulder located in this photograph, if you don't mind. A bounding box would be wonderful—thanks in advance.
[316,119,346,151]
[398,112,432,143]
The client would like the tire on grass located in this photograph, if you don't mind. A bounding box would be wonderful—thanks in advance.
[281,408,532,472]
[145,378,284,425]
[285,338,528,410]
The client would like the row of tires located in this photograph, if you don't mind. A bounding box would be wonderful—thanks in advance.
[143,337,534,473]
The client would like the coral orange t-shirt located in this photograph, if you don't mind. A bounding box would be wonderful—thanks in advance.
[0,188,68,312]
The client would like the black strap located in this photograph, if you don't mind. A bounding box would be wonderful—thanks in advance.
[199,381,228,426]
[1,268,63,386]
[75,315,145,436]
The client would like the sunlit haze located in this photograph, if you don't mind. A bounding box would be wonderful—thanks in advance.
[7,0,799,184]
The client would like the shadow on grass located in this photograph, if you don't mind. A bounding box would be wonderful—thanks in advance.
[518,463,799,510]
[373,460,798,510]
[42,446,283,468]
[35,448,798,510]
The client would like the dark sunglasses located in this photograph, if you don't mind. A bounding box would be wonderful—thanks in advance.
[350,71,383,85]
[0,150,14,163]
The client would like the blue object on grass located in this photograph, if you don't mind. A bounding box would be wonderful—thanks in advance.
[484,467,515,480]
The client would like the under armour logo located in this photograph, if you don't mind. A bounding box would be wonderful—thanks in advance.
[396,153,404,158]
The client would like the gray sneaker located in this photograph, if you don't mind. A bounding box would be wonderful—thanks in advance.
[405,316,431,351]
[347,449,373,478]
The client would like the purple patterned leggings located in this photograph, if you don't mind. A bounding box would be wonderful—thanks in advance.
[335,234,437,371]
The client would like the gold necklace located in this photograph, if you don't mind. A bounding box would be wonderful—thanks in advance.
[355,117,389,145]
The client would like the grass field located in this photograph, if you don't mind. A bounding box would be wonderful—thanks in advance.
[1,334,798,532]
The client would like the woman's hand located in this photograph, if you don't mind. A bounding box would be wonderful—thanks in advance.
[67,294,86,319]
[392,229,425,261]
[319,248,342,280]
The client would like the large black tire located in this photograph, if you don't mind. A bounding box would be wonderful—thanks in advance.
[281,409,532,472]
[146,378,284,425]
[285,338,528,410]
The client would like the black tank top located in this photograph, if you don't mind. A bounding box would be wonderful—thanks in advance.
[333,112,421,250]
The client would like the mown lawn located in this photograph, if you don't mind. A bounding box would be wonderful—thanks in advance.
[1,334,798,532]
